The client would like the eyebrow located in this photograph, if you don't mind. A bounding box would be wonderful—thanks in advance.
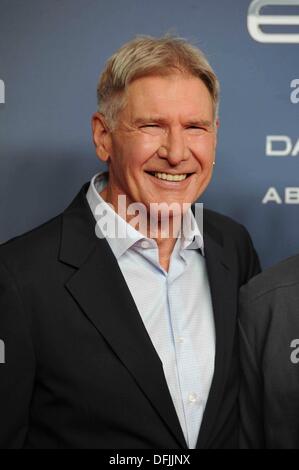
[133,116,213,127]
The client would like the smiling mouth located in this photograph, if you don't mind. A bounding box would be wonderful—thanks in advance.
[145,171,194,182]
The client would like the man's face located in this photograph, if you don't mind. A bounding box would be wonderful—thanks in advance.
[95,73,218,213]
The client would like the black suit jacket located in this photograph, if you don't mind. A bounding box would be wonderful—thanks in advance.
[0,182,260,449]
[239,254,299,449]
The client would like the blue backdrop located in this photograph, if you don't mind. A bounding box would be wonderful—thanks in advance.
[1,0,299,268]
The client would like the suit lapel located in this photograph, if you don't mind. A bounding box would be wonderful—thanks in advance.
[195,217,238,448]
[59,184,187,449]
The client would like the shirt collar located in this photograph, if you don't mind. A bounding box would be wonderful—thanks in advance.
[179,207,204,255]
[86,171,204,260]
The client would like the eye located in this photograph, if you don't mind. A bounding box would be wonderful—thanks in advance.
[139,124,164,135]
[186,125,206,134]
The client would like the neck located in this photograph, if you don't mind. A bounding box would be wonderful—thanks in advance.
[99,185,181,267]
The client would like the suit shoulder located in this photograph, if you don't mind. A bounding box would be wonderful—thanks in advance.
[203,208,252,242]
[204,208,245,231]
[241,254,299,303]
[0,214,62,271]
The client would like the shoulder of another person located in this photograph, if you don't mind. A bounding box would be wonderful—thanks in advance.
[241,254,299,305]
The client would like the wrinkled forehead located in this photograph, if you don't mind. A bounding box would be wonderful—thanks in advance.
[122,74,214,121]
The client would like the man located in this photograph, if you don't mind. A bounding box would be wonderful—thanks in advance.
[0,35,260,449]
[239,254,299,448]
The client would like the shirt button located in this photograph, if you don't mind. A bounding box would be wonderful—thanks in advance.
[177,337,185,344]
[188,393,198,403]
[140,240,150,249]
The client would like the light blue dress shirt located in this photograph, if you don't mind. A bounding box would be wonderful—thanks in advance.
[86,171,215,449]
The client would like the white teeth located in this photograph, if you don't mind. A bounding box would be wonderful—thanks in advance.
[154,172,188,181]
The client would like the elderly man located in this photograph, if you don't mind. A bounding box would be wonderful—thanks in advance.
[0,35,260,449]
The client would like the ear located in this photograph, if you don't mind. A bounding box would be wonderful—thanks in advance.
[91,112,112,162]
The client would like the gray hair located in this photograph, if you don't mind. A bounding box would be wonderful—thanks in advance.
[97,34,220,129]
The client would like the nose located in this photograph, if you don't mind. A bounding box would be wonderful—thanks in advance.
[158,127,189,165]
